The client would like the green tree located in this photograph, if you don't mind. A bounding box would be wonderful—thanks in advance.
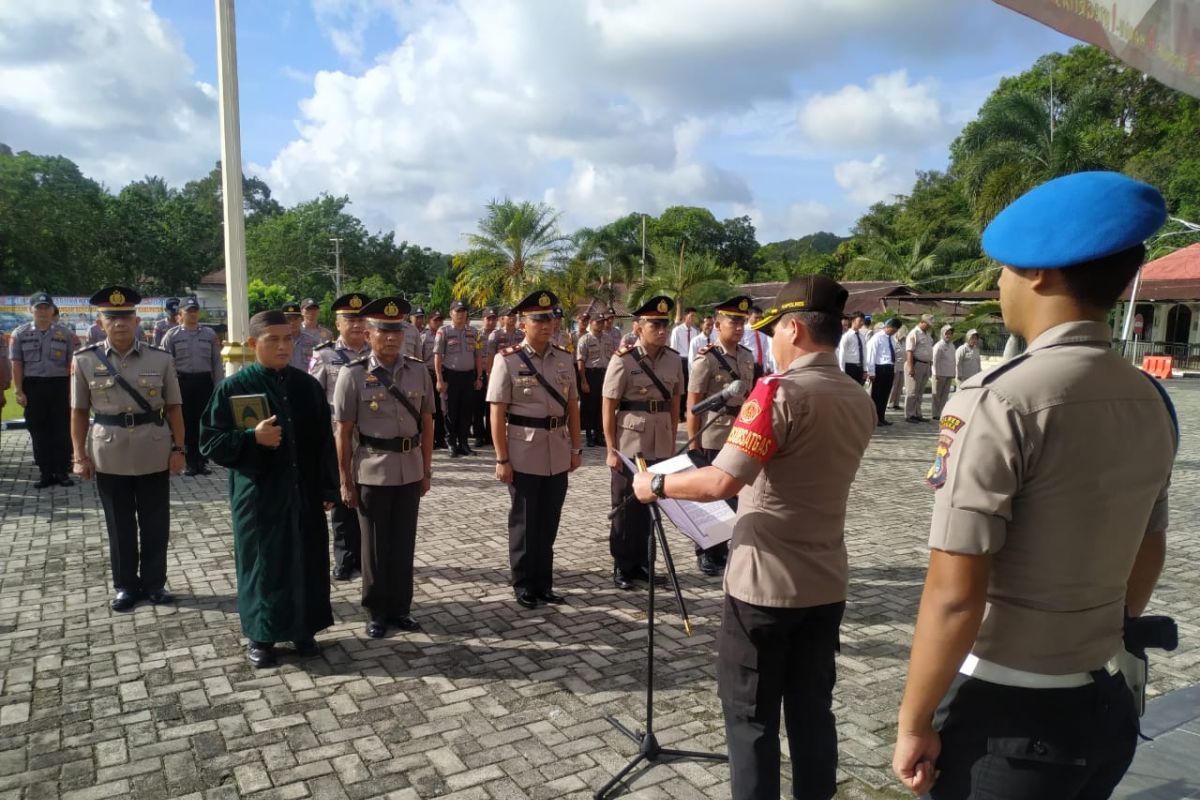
[428,274,454,315]
[627,241,734,312]
[246,279,291,316]
[245,194,370,299]
[455,199,570,304]
[718,215,762,274]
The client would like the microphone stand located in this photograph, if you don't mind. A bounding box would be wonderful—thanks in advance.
[594,451,728,799]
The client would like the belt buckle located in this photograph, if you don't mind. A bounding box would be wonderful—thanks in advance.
[548,416,559,432]
[400,438,412,453]
[122,412,136,429]
[648,400,663,413]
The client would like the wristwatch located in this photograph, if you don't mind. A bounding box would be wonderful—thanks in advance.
[571,448,583,455]
[650,473,667,499]
[171,444,186,454]
[496,458,510,465]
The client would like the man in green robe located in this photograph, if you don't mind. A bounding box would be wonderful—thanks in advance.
[200,310,338,668]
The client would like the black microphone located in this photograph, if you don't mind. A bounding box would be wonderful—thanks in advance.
[690,380,748,416]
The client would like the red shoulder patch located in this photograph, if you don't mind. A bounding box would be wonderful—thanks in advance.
[724,376,780,463]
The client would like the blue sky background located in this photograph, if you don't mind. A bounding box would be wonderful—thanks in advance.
[0,1,1076,251]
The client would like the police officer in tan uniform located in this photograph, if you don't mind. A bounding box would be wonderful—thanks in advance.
[603,296,684,590]
[300,298,333,343]
[487,311,525,364]
[420,310,448,449]
[160,296,222,476]
[893,172,1177,800]
[152,298,180,346]
[488,290,582,609]
[904,314,934,422]
[434,300,483,457]
[686,295,756,576]
[71,286,187,611]
[473,307,500,447]
[632,276,875,800]
[284,302,318,371]
[930,324,956,419]
[576,314,614,447]
[310,293,372,580]
[333,297,433,638]
[10,292,76,488]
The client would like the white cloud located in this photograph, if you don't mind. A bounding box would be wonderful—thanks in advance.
[800,70,943,149]
[833,155,910,206]
[0,0,217,188]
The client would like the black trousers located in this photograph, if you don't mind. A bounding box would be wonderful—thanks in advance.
[177,372,214,470]
[609,460,658,575]
[718,595,844,800]
[931,670,1138,800]
[357,482,421,617]
[869,365,894,423]
[581,367,606,437]
[95,471,170,593]
[508,470,568,593]
[695,447,733,560]
[428,369,446,446]
[444,369,475,448]
[472,371,489,441]
[23,375,71,477]
[844,363,865,385]
[331,499,361,570]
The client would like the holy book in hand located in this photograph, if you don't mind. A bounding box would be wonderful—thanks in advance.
[229,394,270,430]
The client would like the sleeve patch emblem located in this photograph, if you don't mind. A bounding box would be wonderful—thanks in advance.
[726,379,778,463]
[926,414,964,489]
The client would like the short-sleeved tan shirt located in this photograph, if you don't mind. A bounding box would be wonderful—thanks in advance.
[486,342,577,476]
[714,352,876,608]
[71,342,182,475]
[602,345,684,461]
[576,331,615,369]
[906,327,933,362]
[333,354,432,487]
[487,328,524,369]
[690,341,756,450]
[927,321,1175,674]
[309,338,370,406]
[434,324,482,372]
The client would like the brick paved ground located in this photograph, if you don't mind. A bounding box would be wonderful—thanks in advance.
[1,381,1197,800]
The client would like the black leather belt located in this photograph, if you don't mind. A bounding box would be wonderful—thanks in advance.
[94,410,165,428]
[914,359,931,364]
[360,434,417,453]
[506,413,567,430]
[619,400,669,413]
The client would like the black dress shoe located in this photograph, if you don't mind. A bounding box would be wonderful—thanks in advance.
[366,619,387,638]
[629,566,668,586]
[877,419,893,427]
[906,416,922,424]
[434,441,447,450]
[537,590,566,605]
[183,467,199,477]
[460,445,475,456]
[55,474,75,487]
[197,466,213,475]
[515,590,539,609]
[697,553,723,577]
[110,590,140,612]
[247,642,277,668]
[474,438,489,448]
[147,590,174,605]
[34,475,54,489]
[293,639,320,657]
[391,615,421,632]
[332,564,353,580]
[613,570,635,591]
[449,448,461,459]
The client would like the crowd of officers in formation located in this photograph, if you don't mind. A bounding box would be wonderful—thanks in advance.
[0,171,1181,800]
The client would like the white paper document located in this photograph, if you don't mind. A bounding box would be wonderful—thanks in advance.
[618,452,735,549]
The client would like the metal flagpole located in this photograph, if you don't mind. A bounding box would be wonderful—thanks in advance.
[215,0,250,374]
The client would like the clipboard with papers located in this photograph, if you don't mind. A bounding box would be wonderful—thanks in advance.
[618,452,735,549]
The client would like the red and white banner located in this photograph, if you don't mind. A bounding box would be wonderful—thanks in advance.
[995,0,1200,99]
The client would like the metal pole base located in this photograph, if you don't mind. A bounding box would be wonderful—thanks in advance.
[594,715,727,800]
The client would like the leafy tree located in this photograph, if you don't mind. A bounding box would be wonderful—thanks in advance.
[245,194,370,299]
[718,215,762,274]
[626,241,734,312]
[428,274,454,315]
[456,199,570,304]
[246,279,291,316]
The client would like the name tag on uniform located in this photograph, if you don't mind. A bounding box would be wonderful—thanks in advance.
[517,369,534,376]
[93,366,110,375]
[630,369,643,375]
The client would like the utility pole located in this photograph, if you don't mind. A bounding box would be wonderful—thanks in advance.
[215,0,249,374]
[641,214,647,281]
[330,237,343,295]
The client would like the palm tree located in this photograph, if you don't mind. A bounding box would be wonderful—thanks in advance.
[845,233,946,285]
[454,198,571,304]
[626,241,734,311]
[956,90,1114,225]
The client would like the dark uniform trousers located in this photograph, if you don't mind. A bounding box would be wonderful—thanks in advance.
[930,670,1138,800]
[444,369,475,448]
[428,369,447,447]
[869,365,894,423]
[23,376,71,478]
[718,595,844,800]
[508,471,568,593]
[844,363,865,385]
[582,367,606,439]
[356,482,421,617]
[95,471,170,593]
[331,499,361,571]
[473,371,489,442]
[609,459,661,575]
[177,372,215,470]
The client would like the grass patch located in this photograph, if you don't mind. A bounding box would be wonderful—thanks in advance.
[2,385,19,422]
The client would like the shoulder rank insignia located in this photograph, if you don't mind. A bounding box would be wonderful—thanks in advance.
[347,355,369,368]
[404,355,424,363]
[737,343,752,353]
[500,344,521,356]
[615,344,635,357]
[664,345,679,355]
[314,341,334,351]
[698,343,715,355]
[552,343,569,353]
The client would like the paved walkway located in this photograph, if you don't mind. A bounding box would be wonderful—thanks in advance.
[0,381,1197,800]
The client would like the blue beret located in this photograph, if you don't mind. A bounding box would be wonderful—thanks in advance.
[982,171,1166,269]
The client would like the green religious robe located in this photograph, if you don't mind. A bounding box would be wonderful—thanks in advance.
[199,362,337,643]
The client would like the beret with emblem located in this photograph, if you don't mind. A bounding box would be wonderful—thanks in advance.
[983,171,1167,269]
[752,276,848,335]
[631,295,674,320]
[281,301,302,315]
[29,291,54,307]
[90,286,141,316]
[510,289,560,321]
[360,296,412,330]
[332,292,370,316]
[713,295,753,318]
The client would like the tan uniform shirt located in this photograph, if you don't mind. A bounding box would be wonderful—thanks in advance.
[551,329,576,354]
[301,323,333,343]
[906,326,933,364]
[603,328,622,351]
[309,338,371,406]
[333,354,432,487]
[576,331,615,369]
[486,342,577,476]
[487,329,524,370]
[690,342,756,450]
[398,321,420,360]
[602,345,684,461]
[714,352,876,608]
[955,343,981,381]
[932,338,956,378]
[927,321,1175,674]
[71,342,182,475]
[291,330,318,371]
[10,321,74,378]
[419,328,436,367]
[434,324,481,372]
[160,325,222,382]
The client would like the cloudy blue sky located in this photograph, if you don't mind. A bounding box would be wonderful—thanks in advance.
[0,1,1075,250]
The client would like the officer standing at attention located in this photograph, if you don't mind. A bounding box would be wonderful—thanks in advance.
[160,297,223,476]
[310,293,372,580]
[576,313,614,447]
[434,300,483,457]
[88,314,107,345]
[930,324,956,420]
[603,296,684,590]
[955,329,981,383]
[631,276,876,800]
[421,310,448,449]
[866,318,901,426]
[837,311,868,384]
[473,308,500,448]
[300,298,333,343]
[153,298,180,346]
[488,310,524,364]
[283,302,318,371]
[333,297,432,638]
[892,172,1177,799]
[488,290,582,609]
[71,286,186,611]
[904,314,934,422]
[10,292,76,488]
[686,295,755,576]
